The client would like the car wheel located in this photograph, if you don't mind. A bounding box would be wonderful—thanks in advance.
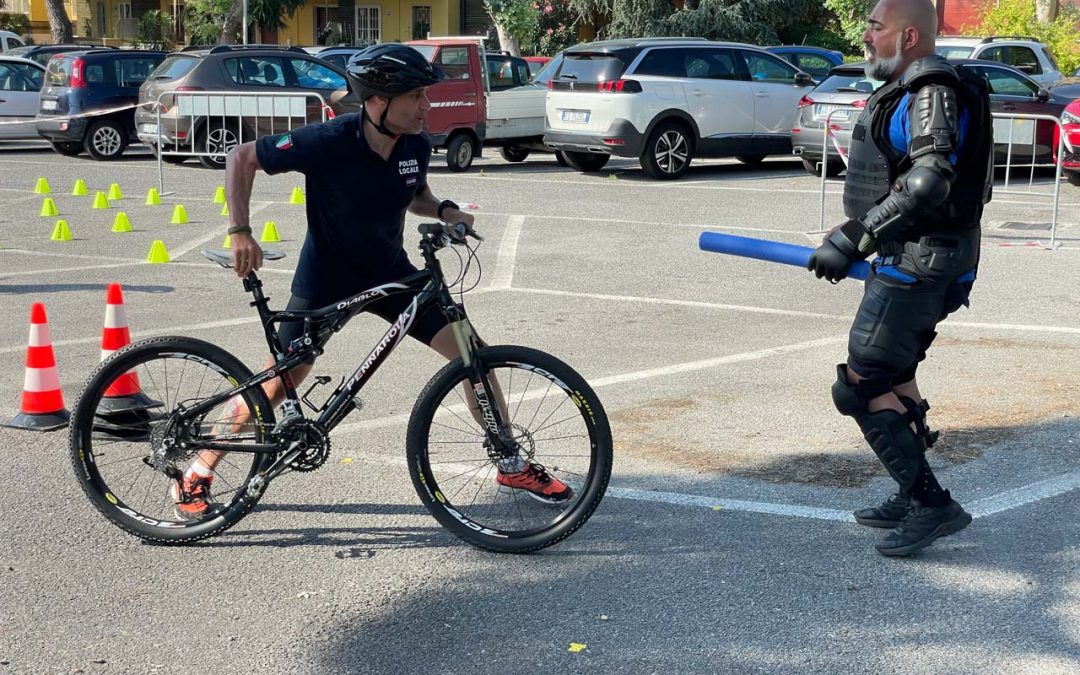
[197,121,241,170]
[736,154,767,166]
[562,151,610,172]
[801,157,845,177]
[640,120,693,179]
[446,135,476,172]
[500,145,530,163]
[49,140,82,157]
[83,119,128,161]
[554,150,568,167]
[1067,172,1080,187]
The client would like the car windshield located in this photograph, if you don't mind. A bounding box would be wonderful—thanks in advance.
[531,54,562,84]
[410,45,436,62]
[936,45,974,59]
[149,55,198,80]
[815,70,883,94]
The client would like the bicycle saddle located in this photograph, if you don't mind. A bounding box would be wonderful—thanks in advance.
[201,249,287,268]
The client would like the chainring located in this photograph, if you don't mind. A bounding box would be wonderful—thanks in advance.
[280,418,331,472]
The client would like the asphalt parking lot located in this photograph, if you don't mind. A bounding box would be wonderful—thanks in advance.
[0,140,1078,674]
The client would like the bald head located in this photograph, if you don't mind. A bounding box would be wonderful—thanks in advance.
[885,0,938,48]
[863,0,938,81]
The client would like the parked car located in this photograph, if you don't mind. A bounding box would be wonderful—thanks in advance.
[0,55,46,140]
[408,38,549,170]
[544,38,814,179]
[793,60,1072,177]
[935,36,1063,87]
[1048,76,1080,100]
[1053,99,1080,185]
[766,45,844,80]
[315,46,366,71]
[0,30,25,53]
[135,45,362,169]
[524,56,550,78]
[5,44,115,67]
[36,49,166,160]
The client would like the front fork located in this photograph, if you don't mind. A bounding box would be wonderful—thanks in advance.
[449,316,517,461]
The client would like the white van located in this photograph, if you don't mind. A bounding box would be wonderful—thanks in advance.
[0,31,26,53]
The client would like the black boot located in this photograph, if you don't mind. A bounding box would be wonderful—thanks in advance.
[875,494,972,557]
[853,492,911,528]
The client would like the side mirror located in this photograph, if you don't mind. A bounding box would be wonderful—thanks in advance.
[1037,87,1050,102]
[794,72,814,87]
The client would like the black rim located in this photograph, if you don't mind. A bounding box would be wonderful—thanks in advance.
[414,359,600,540]
[74,350,266,529]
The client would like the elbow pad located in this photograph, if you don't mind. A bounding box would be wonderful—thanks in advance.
[863,160,955,241]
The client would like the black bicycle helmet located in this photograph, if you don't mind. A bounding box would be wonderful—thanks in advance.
[347,43,444,101]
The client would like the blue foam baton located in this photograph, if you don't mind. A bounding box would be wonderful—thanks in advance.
[698,231,870,282]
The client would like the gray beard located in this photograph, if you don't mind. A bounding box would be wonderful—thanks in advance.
[866,53,904,80]
[865,35,906,81]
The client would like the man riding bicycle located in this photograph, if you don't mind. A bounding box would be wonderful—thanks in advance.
[171,44,571,519]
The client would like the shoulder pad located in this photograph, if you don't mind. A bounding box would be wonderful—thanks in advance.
[901,56,960,91]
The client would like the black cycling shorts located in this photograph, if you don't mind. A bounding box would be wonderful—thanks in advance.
[278,277,449,364]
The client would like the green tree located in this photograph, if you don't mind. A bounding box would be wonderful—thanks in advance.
[823,0,874,51]
[487,0,540,56]
[665,0,830,45]
[185,0,234,44]
[137,10,174,50]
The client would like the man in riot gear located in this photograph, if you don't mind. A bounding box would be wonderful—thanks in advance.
[807,0,992,556]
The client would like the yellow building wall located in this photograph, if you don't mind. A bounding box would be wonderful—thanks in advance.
[277,0,458,47]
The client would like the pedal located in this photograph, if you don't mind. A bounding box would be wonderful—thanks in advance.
[301,375,332,412]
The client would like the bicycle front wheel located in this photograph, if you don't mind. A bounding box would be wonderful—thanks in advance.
[406,345,612,553]
[69,336,276,544]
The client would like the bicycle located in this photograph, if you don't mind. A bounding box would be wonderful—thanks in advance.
[69,222,613,553]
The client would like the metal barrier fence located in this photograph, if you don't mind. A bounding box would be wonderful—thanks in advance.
[150,91,330,193]
[814,110,1068,249]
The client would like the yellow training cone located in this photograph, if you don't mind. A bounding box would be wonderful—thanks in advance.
[170,204,188,224]
[107,183,123,201]
[72,179,88,196]
[145,188,161,206]
[289,187,305,205]
[39,198,58,217]
[146,240,171,263]
[33,177,51,194]
[222,234,232,249]
[213,186,226,204]
[92,192,110,209]
[50,219,72,241]
[259,221,281,243]
[112,212,132,233]
[220,202,229,217]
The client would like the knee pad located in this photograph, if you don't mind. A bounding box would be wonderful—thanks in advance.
[830,364,891,416]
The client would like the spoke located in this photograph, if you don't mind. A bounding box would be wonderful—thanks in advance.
[529,414,582,436]
[447,462,490,501]
[441,461,494,486]
[526,395,574,439]
[428,457,491,465]
[511,370,535,426]
[94,452,151,468]
[428,439,487,445]
[467,461,496,509]
[524,380,555,434]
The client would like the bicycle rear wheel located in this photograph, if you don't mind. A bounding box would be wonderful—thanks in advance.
[406,345,612,553]
[69,336,276,544]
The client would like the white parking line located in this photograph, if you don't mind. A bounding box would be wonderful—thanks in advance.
[490,215,524,290]
[606,487,856,522]
[967,471,1080,517]
[475,211,806,234]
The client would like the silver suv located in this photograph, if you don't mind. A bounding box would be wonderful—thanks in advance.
[936,36,1063,87]
[544,38,814,179]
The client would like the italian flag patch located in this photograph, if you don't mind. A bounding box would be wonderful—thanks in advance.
[276,134,293,150]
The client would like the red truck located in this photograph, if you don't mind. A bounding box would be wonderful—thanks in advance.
[407,37,548,171]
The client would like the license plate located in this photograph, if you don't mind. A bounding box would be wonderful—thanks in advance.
[814,104,849,120]
[560,109,589,123]
[41,100,57,111]
[140,124,158,135]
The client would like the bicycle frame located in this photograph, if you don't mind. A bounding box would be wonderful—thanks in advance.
[176,230,502,458]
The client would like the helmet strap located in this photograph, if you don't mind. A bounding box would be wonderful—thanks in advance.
[362,98,400,140]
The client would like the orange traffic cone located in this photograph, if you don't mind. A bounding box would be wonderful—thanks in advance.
[3,303,69,431]
[96,283,159,415]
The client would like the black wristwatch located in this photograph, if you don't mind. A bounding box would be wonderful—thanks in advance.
[227,224,253,236]
[437,199,459,221]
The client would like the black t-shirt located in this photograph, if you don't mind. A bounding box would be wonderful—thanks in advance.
[255,113,431,301]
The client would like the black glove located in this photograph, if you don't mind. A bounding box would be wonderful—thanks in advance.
[808,219,872,283]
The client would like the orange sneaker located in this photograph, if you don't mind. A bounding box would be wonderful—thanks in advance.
[168,474,215,521]
[496,462,574,504]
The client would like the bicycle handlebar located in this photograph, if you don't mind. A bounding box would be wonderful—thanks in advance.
[418,221,484,245]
